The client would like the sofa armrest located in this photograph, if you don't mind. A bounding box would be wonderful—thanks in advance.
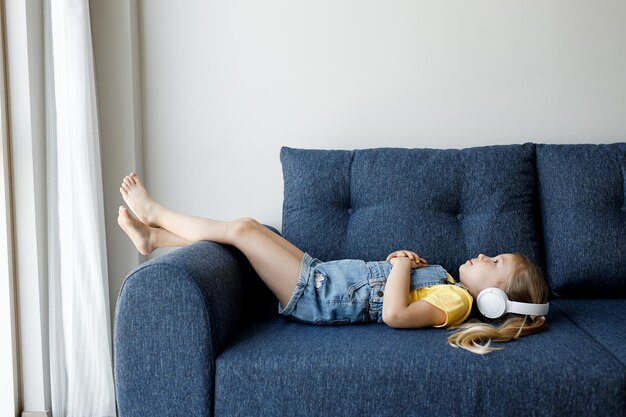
[114,240,255,417]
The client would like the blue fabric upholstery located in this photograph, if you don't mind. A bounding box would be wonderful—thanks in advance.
[114,241,256,417]
[552,298,626,365]
[215,310,625,417]
[281,145,541,279]
[536,143,626,296]
[115,143,626,417]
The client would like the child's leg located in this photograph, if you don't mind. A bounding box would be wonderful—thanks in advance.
[120,172,304,258]
[118,205,191,255]
[119,173,304,307]
[119,204,303,261]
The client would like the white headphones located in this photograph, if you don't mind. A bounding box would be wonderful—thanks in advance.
[476,287,550,319]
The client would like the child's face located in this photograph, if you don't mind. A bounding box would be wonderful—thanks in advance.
[458,253,516,299]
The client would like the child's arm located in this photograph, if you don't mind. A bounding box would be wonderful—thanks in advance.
[382,256,446,328]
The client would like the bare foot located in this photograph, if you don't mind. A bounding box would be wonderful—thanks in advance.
[117,205,154,255]
[119,172,160,226]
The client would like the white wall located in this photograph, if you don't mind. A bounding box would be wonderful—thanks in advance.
[137,0,626,250]
[95,0,626,323]
[91,0,145,336]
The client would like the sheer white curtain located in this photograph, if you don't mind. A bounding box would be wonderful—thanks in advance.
[45,0,116,416]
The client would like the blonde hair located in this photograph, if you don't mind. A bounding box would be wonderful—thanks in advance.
[448,252,549,355]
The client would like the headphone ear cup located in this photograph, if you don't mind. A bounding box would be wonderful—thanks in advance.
[476,288,508,319]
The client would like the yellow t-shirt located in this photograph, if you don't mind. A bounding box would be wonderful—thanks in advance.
[408,273,473,328]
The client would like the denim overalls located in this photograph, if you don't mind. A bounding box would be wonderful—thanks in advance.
[278,252,455,324]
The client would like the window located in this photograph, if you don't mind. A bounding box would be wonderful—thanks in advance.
[0,0,20,415]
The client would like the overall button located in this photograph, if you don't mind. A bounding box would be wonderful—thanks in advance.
[377,290,384,297]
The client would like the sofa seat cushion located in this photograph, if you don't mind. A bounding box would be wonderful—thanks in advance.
[536,143,626,296]
[281,145,541,279]
[552,298,626,365]
[214,311,626,417]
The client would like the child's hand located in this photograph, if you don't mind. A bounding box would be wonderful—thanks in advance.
[386,250,427,269]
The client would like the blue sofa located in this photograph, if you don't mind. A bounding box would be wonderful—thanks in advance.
[114,143,626,417]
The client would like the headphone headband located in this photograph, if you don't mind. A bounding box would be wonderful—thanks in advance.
[477,287,549,319]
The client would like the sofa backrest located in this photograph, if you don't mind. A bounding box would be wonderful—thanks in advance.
[536,143,626,297]
[280,144,541,280]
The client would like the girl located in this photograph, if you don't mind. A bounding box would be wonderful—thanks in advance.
[117,172,549,354]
